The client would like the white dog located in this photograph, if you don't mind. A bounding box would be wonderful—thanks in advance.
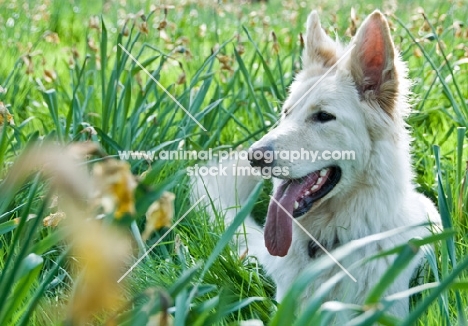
[193,10,440,318]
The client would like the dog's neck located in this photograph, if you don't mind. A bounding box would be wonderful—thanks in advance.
[307,130,414,243]
[357,135,412,227]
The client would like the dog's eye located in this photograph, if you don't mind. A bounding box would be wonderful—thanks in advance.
[312,111,336,123]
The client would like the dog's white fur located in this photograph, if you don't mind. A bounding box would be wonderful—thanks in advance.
[192,10,440,318]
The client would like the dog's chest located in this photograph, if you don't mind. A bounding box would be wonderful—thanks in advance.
[263,236,344,301]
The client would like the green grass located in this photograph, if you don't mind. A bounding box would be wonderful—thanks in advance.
[0,0,467,325]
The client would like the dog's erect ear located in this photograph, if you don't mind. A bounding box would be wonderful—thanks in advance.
[303,11,338,68]
[349,11,398,116]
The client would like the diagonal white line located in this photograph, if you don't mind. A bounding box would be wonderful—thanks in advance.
[266,113,282,132]
[267,44,356,132]
[269,195,357,282]
[118,43,207,132]
[288,44,356,113]
[117,195,206,283]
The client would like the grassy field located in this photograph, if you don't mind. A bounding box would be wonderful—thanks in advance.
[0,0,467,324]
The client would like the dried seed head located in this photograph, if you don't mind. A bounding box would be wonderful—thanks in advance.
[122,26,130,37]
[347,7,358,36]
[217,55,231,65]
[435,40,447,57]
[220,63,233,71]
[176,72,186,85]
[413,47,423,58]
[139,21,149,34]
[136,10,145,19]
[177,36,189,45]
[236,44,245,55]
[68,56,75,69]
[88,16,100,30]
[43,211,67,227]
[453,21,463,37]
[199,24,207,37]
[87,37,98,52]
[157,19,167,30]
[0,102,14,126]
[72,47,80,59]
[80,126,98,138]
[22,55,34,75]
[44,69,57,83]
[271,31,279,54]
[44,31,60,44]
[159,29,171,43]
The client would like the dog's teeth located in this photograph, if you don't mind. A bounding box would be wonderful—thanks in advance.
[311,185,319,191]
[320,169,327,177]
[317,177,323,184]
[304,191,311,196]
[294,201,299,209]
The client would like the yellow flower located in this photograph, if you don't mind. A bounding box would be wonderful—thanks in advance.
[93,159,137,219]
[43,211,66,227]
[142,191,175,241]
[67,221,131,325]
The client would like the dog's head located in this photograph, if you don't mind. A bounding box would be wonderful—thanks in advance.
[249,10,408,256]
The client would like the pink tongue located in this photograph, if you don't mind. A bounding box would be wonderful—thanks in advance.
[265,178,314,257]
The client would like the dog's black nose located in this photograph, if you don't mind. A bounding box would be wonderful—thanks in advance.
[248,145,274,168]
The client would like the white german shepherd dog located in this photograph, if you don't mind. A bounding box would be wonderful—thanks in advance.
[193,10,440,317]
